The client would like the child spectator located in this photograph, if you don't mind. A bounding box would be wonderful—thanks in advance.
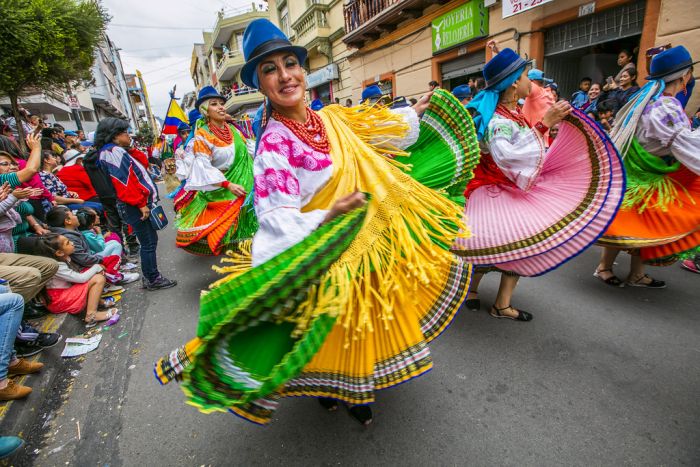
[570,77,592,108]
[76,207,123,259]
[45,206,139,284]
[0,183,41,253]
[33,234,119,327]
[592,100,615,133]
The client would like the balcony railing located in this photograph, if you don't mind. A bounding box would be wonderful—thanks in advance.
[216,50,245,82]
[216,50,243,72]
[344,0,402,35]
[292,4,330,45]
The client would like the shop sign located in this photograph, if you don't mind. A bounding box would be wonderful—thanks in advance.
[431,0,488,54]
[67,95,80,110]
[579,2,596,16]
[306,63,339,89]
[502,0,554,19]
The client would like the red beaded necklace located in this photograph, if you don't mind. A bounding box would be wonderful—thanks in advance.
[209,122,233,144]
[495,104,531,128]
[272,108,330,153]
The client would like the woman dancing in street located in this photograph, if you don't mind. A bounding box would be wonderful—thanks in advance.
[155,19,480,426]
[596,46,700,287]
[174,87,257,255]
[452,48,626,320]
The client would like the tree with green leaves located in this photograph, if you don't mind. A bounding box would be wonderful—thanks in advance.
[0,0,109,149]
[134,123,156,147]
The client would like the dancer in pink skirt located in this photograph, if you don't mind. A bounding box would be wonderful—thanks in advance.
[452,48,626,321]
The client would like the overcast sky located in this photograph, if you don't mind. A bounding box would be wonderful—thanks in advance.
[102,0,255,120]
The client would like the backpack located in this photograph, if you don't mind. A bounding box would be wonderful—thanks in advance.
[82,149,117,202]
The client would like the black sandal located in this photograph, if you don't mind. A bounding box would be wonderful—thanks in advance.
[593,268,624,287]
[347,404,372,426]
[318,397,339,412]
[465,292,480,312]
[626,274,666,289]
[489,305,532,322]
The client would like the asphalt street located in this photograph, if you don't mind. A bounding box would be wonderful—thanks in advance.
[4,197,699,466]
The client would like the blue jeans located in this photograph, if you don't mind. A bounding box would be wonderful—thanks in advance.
[95,240,122,259]
[117,202,159,282]
[0,290,24,380]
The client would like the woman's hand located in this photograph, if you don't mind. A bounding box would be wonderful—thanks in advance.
[26,132,41,151]
[68,191,79,198]
[11,187,34,199]
[139,205,151,221]
[486,39,500,54]
[323,192,367,224]
[542,100,572,128]
[412,93,432,116]
[225,183,246,197]
[0,183,11,202]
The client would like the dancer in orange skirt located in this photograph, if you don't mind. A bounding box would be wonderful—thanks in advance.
[596,46,700,287]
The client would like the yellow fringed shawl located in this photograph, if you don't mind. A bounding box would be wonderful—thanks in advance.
[210,104,468,344]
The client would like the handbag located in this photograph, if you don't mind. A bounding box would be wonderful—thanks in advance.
[149,204,169,230]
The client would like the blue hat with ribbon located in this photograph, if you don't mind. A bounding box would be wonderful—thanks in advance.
[452,85,472,99]
[241,19,308,89]
[188,108,202,126]
[177,122,190,132]
[361,85,383,101]
[195,86,226,109]
[483,48,528,90]
[468,48,530,140]
[310,99,324,111]
[527,68,553,84]
[647,45,698,80]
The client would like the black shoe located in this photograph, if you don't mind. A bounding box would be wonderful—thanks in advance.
[145,275,178,291]
[15,333,61,357]
[23,303,47,320]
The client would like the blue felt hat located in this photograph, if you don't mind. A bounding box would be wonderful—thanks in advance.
[241,19,308,89]
[177,122,190,132]
[452,85,472,99]
[195,86,226,109]
[527,69,553,84]
[310,99,324,111]
[647,45,699,80]
[361,85,383,101]
[188,108,202,126]
[483,48,528,90]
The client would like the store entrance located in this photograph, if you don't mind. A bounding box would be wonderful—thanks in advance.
[543,0,645,98]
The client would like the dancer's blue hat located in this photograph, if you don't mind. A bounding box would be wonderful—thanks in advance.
[483,48,528,90]
[177,122,190,132]
[188,108,202,126]
[361,85,383,101]
[452,85,472,99]
[195,86,225,109]
[241,19,308,89]
[310,99,324,111]
[647,45,699,80]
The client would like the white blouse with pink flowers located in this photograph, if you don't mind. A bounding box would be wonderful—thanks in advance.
[252,108,420,266]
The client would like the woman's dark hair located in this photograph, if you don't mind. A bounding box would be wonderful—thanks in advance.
[623,68,639,86]
[620,48,633,59]
[33,233,80,270]
[41,137,53,151]
[41,150,56,169]
[45,206,70,228]
[76,207,97,231]
[94,117,129,149]
[0,135,24,159]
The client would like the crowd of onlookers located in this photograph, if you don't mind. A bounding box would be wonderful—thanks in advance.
[0,109,176,411]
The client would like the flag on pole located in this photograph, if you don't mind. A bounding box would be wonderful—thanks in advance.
[161,98,188,135]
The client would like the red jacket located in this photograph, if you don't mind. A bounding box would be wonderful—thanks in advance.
[57,165,98,201]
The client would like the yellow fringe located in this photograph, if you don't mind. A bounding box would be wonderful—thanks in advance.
[210,106,469,346]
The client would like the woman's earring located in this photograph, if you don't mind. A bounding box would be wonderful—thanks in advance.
[683,80,688,96]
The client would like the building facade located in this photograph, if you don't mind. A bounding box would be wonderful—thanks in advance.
[190,5,269,118]
[339,0,698,115]
[266,0,353,105]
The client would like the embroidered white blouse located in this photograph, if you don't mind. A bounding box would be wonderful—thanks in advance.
[252,107,420,266]
[482,113,546,191]
[636,95,700,175]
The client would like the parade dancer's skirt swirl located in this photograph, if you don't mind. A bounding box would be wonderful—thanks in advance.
[453,109,626,276]
[154,90,480,424]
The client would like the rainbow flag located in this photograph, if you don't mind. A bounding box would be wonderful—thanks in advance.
[161,98,188,135]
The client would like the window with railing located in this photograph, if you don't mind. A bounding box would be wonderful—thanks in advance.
[343,0,402,34]
[279,5,291,38]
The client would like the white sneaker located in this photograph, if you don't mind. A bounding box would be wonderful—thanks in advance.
[120,262,138,272]
[103,284,125,293]
[119,272,141,285]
